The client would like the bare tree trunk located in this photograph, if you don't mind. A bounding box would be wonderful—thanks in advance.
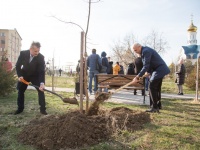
[84,0,92,112]
[80,32,85,113]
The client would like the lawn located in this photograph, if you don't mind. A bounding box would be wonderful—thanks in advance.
[0,90,200,150]
[45,75,76,88]
[160,78,196,94]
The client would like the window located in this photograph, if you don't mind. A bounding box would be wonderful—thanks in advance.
[1,40,5,44]
[0,33,5,36]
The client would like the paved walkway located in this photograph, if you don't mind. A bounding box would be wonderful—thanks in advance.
[27,86,198,105]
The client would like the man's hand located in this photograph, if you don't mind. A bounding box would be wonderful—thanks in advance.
[144,72,150,77]
[18,76,24,82]
[39,83,45,92]
[132,76,139,84]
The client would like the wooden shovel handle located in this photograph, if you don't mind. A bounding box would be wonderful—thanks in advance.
[113,75,145,94]
[113,81,134,94]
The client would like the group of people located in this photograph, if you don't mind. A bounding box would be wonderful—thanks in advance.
[14,40,187,115]
[87,49,125,93]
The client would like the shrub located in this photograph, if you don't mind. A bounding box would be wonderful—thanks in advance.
[185,60,200,90]
[0,62,17,96]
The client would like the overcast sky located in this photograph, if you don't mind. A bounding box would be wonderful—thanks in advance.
[1,0,200,70]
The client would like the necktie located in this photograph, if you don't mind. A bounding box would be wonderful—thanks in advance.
[29,55,34,63]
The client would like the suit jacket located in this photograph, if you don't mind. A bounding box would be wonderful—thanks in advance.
[16,50,45,84]
[138,46,170,80]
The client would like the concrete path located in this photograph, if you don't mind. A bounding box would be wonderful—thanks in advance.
[27,86,198,105]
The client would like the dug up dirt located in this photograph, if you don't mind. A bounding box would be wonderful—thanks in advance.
[18,107,151,150]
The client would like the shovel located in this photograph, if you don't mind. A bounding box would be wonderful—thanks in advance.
[20,78,79,105]
[95,75,145,100]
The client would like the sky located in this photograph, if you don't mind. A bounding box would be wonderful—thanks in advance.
[1,0,200,70]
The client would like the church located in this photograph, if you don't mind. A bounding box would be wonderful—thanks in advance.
[180,17,199,64]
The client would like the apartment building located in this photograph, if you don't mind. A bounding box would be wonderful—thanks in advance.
[0,28,22,68]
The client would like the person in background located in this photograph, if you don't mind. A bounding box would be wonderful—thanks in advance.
[59,68,62,76]
[87,49,101,94]
[113,62,120,75]
[15,41,46,115]
[107,57,113,74]
[118,63,124,74]
[132,43,170,113]
[127,62,135,75]
[133,56,144,95]
[99,51,109,92]
[175,58,186,95]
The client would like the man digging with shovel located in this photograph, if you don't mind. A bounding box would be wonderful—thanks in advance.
[132,43,170,113]
[14,42,47,115]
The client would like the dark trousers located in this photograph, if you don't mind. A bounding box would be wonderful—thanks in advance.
[149,78,163,109]
[17,80,46,111]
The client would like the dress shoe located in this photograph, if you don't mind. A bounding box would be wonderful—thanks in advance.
[178,93,183,95]
[40,110,48,115]
[14,110,23,115]
[145,108,159,113]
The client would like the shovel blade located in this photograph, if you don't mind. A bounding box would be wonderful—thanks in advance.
[63,97,79,105]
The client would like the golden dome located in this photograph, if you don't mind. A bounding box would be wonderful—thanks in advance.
[187,21,197,32]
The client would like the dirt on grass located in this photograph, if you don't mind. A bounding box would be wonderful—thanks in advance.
[18,106,150,150]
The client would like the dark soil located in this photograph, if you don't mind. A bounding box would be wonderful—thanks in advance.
[87,92,111,116]
[18,107,151,150]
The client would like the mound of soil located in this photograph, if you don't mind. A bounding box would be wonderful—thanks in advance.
[18,107,151,150]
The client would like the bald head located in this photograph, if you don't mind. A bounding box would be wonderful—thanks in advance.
[132,43,142,54]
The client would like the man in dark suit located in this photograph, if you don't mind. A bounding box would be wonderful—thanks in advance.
[15,42,47,115]
[132,43,170,113]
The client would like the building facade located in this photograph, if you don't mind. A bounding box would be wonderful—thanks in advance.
[0,28,22,68]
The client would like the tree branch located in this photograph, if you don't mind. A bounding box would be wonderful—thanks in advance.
[50,15,84,31]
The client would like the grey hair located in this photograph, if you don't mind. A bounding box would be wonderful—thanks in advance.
[133,43,142,48]
[31,41,41,48]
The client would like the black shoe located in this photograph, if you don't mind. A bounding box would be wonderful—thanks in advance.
[145,108,159,113]
[14,110,23,115]
[178,93,183,95]
[40,110,48,115]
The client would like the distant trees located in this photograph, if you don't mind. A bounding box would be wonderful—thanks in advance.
[143,30,169,54]
[111,34,136,69]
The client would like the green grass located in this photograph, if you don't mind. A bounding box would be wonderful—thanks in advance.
[162,78,196,94]
[45,75,75,88]
[1,90,200,150]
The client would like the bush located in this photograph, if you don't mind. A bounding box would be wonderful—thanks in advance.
[0,62,17,96]
[185,60,200,90]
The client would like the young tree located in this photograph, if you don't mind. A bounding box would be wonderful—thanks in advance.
[52,0,101,112]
